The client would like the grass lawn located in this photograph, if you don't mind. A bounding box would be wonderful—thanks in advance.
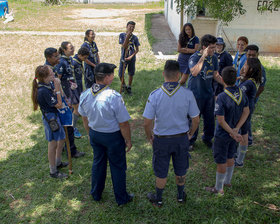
[0,1,279,223]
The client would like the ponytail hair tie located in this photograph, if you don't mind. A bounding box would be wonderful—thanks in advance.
[34,77,37,80]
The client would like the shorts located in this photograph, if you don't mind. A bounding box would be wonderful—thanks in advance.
[43,113,65,142]
[213,137,237,164]
[76,79,83,96]
[152,135,190,178]
[118,57,136,78]
[177,53,191,74]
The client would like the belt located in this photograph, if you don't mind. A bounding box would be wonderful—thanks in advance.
[154,132,188,138]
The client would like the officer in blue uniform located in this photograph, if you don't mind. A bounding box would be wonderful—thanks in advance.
[78,63,133,206]
[188,34,224,150]
[143,60,200,207]
[233,36,248,83]
[213,37,233,96]
[72,47,90,96]
[245,45,267,146]
[205,66,249,195]
[44,47,85,158]
[118,21,140,94]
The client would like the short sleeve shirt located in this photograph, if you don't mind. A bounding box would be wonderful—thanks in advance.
[119,33,140,58]
[37,82,58,113]
[181,36,199,52]
[260,65,267,87]
[78,85,131,133]
[57,56,75,82]
[214,51,233,75]
[143,82,200,135]
[214,86,249,138]
[188,52,219,99]
[233,51,247,79]
[81,41,99,65]
[239,79,257,112]
[72,54,83,80]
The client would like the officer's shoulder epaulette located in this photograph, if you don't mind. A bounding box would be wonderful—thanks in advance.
[150,88,160,96]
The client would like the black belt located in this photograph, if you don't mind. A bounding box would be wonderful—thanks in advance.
[154,132,188,138]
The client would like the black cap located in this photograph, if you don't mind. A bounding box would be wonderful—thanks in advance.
[94,63,117,75]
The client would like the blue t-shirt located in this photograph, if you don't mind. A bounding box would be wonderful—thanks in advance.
[119,33,140,59]
[78,84,131,133]
[143,82,200,135]
[81,41,99,65]
[239,79,257,113]
[233,51,247,80]
[260,65,267,87]
[188,52,219,99]
[72,54,84,81]
[214,51,233,75]
[215,86,249,139]
[179,36,199,56]
[37,82,58,113]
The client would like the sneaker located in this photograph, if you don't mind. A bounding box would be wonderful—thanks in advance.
[126,86,132,95]
[56,161,69,169]
[177,191,186,203]
[121,85,127,93]
[224,183,232,188]
[72,151,85,158]
[235,160,244,168]
[147,192,163,207]
[189,144,194,151]
[203,140,213,149]
[50,171,68,179]
[248,142,253,147]
[118,193,134,206]
[74,128,82,139]
[205,186,224,196]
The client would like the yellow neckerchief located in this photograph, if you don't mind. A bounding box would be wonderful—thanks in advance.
[85,40,97,62]
[73,57,85,78]
[161,83,181,97]
[90,84,108,96]
[248,78,258,89]
[38,83,52,90]
[61,55,75,79]
[224,88,243,105]
[187,36,195,46]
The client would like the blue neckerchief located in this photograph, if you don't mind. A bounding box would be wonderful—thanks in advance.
[91,83,108,96]
[161,82,180,96]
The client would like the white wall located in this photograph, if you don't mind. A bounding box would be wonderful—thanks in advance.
[164,0,181,40]
[82,0,160,3]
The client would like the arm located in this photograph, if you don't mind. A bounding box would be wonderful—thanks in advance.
[213,71,224,85]
[85,58,96,68]
[190,48,208,77]
[255,86,264,99]
[217,115,242,142]
[125,45,139,61]
[119,121,132,152]
[188,116,199,139]
[82,116,90,135]
[122,32,132,49]
[53,78,62,109]
[235,106,250,130]
[96,53,100,64]
[143,118,154,145]
[179,73,189,85]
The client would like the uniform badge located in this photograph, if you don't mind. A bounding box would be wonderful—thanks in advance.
[214,103,219,112]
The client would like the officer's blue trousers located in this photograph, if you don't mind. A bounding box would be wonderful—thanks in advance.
[89,129,130,205]
[190,96,215,145]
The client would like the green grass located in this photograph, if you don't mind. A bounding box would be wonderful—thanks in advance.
[0,2,280,224]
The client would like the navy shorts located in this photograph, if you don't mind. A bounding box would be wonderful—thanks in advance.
[76,79,83,97]
[43,113,65,142]
[152,135,190,178]
[213,137,237,164]
[118,57,136,78]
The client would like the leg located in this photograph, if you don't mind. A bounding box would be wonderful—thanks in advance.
[202,97,215,145]
[215,163,227,193]
[224,158,235,186]
[189,98,203,146]
[66,126,77,156]
[55,139,65,166]
[89,129,108,201]
[48,140,57,174]
[236,133,248,166]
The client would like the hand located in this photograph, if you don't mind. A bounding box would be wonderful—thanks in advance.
[126,140,132,153]
[187,132,193,140]
[202,47,209,58]
[53,78,61,89]
[125,56,133,61]
[230,132,242,142]
[70,82,77,90]
[149,135,154,145]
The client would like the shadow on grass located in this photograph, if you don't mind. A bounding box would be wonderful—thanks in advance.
[0,67,279,223]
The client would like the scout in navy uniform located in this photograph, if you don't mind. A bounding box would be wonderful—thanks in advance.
[188,34,224,150]
[118,21,140,94]
[31,65,68,179]
[57,41,84,139]
[81,29,100,89]
[245,45,267,146]
[236,58,262,167]
[73,47,90,96]
[177,23,199,85]
[205,66,249,195]
[78,63,134,206]
[213,37,233,97]
[143,60,200,207]
[45,47,85,158]
[233,36,248,82]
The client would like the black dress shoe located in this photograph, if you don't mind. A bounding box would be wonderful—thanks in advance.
[72,151,85,158]
[57,161,69,169]
[50,171,68,179]
[203,140,213,148]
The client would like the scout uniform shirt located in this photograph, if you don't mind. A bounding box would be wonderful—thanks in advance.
[214,50,233,75]
[188,52,219,99]
[119,33,140,60]
[37,82,58,113]
[143,82,200,136]
[233,51,247,80]
[81,41,99,65]
[239,79,258,113]
[72,54,84,81]
[214,86,248,139]
[78,83,130,133]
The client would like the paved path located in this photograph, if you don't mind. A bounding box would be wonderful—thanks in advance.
[150,13,178,59]
[0,31,120,36]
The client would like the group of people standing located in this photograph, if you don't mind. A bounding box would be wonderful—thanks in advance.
[31,20,266,206]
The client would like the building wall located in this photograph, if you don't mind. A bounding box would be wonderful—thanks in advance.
[78,0,160,3]
[164,0,280,53]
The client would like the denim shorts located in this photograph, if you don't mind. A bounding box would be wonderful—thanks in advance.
[43,113,65,142]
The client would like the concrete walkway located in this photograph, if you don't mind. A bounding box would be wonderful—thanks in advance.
[150,13,178,60]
